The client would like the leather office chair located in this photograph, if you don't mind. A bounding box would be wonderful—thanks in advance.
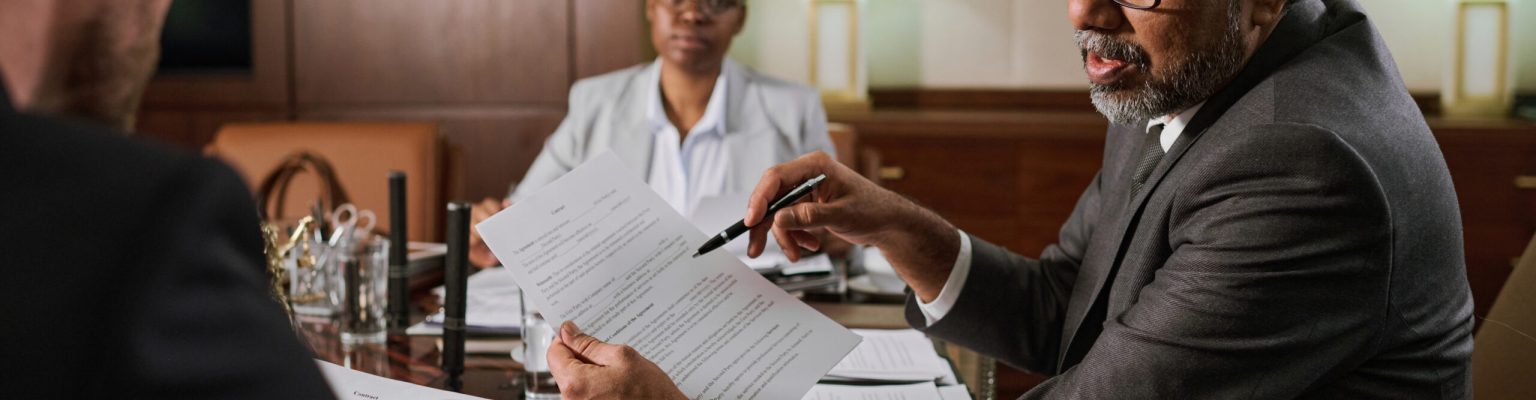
[206,122,446,242]
[827,122,887,182]
[1471,231,1536,399]
[828,122,859,168]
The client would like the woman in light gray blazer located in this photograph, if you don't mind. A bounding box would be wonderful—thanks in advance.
[469,0,834,267]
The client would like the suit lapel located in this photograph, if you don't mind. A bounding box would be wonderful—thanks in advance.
[1053,0,1333,372]
[719,60,776,192]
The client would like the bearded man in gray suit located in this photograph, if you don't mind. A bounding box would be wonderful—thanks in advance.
[545,0,1475,398]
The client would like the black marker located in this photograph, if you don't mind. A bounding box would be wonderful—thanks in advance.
[442,202,470,392]
[693,174,827,258]
[386,171,408,330]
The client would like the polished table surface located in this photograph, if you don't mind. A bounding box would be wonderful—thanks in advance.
[296,301,994,400]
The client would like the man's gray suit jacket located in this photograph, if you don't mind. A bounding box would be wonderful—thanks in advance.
[906,0,1475,398]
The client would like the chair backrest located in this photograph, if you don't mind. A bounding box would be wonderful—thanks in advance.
[206,122,444,242]
[828,122,859,168]
[1472,231,1536,399]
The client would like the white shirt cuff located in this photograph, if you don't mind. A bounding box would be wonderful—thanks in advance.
[916,230,972,326]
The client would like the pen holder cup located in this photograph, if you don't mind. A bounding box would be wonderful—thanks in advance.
[339,237,390,345]
[288,232,337,316]
[519,290,561,399]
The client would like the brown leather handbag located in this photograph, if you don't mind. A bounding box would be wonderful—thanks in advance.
[256,151,352,229]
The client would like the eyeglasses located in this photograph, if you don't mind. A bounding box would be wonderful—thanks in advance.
[661,0,743,16]
[1113,0,1160,10]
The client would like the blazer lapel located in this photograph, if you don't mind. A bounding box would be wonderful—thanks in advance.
[1053,0,1332,372]
[607,61,658,182]
[719,60,776,192]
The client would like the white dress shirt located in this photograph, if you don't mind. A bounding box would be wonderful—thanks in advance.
[916,103,1206,326]
[646,59,731,216]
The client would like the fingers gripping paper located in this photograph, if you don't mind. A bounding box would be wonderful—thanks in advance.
[476,152,861,399]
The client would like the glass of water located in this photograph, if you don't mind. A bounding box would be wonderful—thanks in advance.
[520,290,561,399]
[339,238,388,345]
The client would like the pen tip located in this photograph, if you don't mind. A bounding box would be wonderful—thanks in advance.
[692,252,702,258]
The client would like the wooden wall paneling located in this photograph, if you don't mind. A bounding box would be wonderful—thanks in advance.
[190,111,292,150]
[291,0,570,105]
[1008,139,1104,254]
[137,0,293,149]
[572,0,651,81]
[135,110,290,152]
[140,0,292,108]
[296,107,567,202]
[836,110,1107,253]
[868,89,1097,113]
[135,110,197,148]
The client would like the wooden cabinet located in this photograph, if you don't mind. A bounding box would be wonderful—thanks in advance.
[837,111,1107,257]
[1431,118,1536,323]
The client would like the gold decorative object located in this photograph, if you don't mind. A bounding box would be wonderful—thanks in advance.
[262,216,316,319]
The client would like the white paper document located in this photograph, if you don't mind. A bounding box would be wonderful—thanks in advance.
[938,385,973,400]
[315,360,483,400]
[477,152,862,399]
[825,329,954,384]
[425,266,521,330]
[802,382,941,400]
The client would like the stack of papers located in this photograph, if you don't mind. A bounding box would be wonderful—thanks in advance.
[315,359,484,400]
[807,330,972,400]
[689,194,833,276]
[824,329,958,385]
[802,382,972,400]
[408,266,522,336]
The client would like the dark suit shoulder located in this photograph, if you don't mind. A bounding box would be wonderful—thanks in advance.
[0,112,205,204]
[0,112,330,398]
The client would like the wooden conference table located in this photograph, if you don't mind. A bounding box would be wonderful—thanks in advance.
[296,301,996,400]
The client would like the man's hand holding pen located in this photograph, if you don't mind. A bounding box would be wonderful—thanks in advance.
[741,151,962,303]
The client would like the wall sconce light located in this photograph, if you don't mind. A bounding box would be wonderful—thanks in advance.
[1443,0,1516,118]
[809,0,869,113]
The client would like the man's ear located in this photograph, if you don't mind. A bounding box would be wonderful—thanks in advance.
[645,0,657,23]
[1250,0,1287,29]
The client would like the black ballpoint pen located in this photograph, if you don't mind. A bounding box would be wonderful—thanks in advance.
[693,174,827,258]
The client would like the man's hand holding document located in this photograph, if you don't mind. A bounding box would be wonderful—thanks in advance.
[476,151,861,399]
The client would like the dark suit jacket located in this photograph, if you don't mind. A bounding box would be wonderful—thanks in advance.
[0,82,333,398]
[906,0,1475,398]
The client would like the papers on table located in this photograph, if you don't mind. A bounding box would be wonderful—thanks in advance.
[689,194,832,276]
[803,382,939,400]
[315,359,484,400]
[938,385,973,400]
[805,330,973,400]
[411,266,522,336]
[476,151,862,400]
[825,329,957,385]
[803,382,971,400]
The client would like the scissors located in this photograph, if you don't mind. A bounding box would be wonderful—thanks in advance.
[328,203,377,248]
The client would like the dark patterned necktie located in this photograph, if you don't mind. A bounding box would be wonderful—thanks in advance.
[1129,123,1167,201]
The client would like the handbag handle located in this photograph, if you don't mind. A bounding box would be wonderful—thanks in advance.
[255,151,352,223]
